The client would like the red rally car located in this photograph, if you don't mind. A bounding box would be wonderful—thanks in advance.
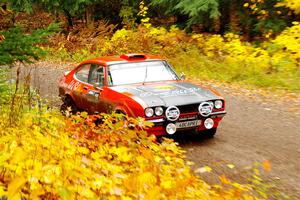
[59,54,226,137]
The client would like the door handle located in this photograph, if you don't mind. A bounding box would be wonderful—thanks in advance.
[83,86,88,90]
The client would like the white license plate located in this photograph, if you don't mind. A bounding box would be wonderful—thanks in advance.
[176,120,201,129]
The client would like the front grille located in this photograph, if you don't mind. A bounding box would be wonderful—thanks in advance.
[177,104,199,114]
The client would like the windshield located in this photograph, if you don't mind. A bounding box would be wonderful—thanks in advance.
[108,61,179,86]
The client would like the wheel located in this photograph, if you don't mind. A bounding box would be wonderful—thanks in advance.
[60,96,78,115]
[204,128,217,138]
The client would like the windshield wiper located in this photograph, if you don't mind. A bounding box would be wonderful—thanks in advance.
[143,65,148,85]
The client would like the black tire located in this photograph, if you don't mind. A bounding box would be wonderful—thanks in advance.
[60,96,78,115]
[204,128,217,138]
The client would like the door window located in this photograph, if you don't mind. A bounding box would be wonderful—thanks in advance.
[75,64,91,83]
[89,65,105,87]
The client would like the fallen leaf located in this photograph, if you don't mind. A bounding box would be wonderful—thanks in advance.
[219,175,231,185]
[227,164,235,169]
[195,166,212,173]
[262,160,271,172]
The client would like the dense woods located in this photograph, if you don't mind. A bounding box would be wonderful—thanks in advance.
[1,0,300,38]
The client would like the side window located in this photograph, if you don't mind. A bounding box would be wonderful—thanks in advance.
[75,64,91,83]
[89,65,105,87]
[107,70,113,86]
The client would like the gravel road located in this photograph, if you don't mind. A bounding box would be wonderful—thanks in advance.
[17,62,300,198]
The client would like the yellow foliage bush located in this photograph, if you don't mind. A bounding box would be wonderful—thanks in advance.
[270,22,300,68]
[280,0,300,14]
[0,103,263,199]
[99,25,189,57]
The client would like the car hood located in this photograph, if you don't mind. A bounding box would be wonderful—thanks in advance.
[111,81,220,108]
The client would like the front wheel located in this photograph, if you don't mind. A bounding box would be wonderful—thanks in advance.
[60,96,78,115]
[203,128,217,138]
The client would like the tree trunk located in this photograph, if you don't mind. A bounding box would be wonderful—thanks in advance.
[63,9,73,28]
[86,4,95,29]
[219,0,230,34]
[229,0,241,33]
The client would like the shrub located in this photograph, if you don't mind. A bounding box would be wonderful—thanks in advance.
[0,105,260,199]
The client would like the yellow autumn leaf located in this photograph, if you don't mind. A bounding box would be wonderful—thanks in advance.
[244,3,249,7]
[78,146,89,154]
[195,166,212,173]
[145,186,161,200]
[219,175,231,185]
[138,172,156,187]
[0,185,6,196]
[10,147,26,164]
[186,161,194,166]
[227,164,235,169]
[161,180,172,190]
[7,177,26,200]
[262,160,271,172]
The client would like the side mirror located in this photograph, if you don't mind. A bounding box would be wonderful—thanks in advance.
[93,82,102,89]
[180,73,186,80]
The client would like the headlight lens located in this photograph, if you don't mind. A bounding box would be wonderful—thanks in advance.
[166,123,177,134]
[204,118,214,129]
[155,106,163,116]
[214,100,223,109]
[145,108,154,117]
[165,106,180,121]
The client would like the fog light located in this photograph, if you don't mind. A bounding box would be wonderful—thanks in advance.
[166,123,177,135]
[204,118,214,129]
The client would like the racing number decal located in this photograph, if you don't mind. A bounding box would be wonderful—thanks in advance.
[67,80,80,91]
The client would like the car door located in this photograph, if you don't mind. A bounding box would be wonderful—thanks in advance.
[84,64,107,113]
[72,63,91,109]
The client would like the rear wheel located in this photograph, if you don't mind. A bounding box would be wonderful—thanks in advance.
[60,96,78,115]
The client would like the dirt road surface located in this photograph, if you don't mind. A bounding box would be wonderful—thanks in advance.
[17,62,300,198]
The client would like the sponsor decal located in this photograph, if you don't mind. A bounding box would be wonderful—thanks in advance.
[154,85,175,90]
[198,102,213,117]
[140,87,201,98]
[166,106,180,121]
[66,80,80,91]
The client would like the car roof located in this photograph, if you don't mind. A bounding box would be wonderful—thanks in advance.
[81,54,162,66]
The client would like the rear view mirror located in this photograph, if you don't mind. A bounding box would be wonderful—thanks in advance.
[180,73,186,80]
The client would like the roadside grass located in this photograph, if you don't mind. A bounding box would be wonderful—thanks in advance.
[168,48,300,93]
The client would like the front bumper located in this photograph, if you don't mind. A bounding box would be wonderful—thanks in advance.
[146,111,226,136]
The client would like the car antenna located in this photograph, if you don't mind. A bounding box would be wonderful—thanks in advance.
[143,65,148,85]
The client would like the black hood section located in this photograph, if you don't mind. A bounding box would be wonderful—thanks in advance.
[112,82,219,107]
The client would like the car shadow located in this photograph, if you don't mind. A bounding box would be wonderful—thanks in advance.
[160,131,218,147]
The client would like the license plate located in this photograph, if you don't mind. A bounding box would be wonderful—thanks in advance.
[176,120,201,129]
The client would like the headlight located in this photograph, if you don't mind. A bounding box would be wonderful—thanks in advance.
[198,102,213,117]
[155,106,163,116]
[204,118,214,129]
[214,100,223,109]
[166,123,177,134]
[145,108,154,117]
[165,106,180,121]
